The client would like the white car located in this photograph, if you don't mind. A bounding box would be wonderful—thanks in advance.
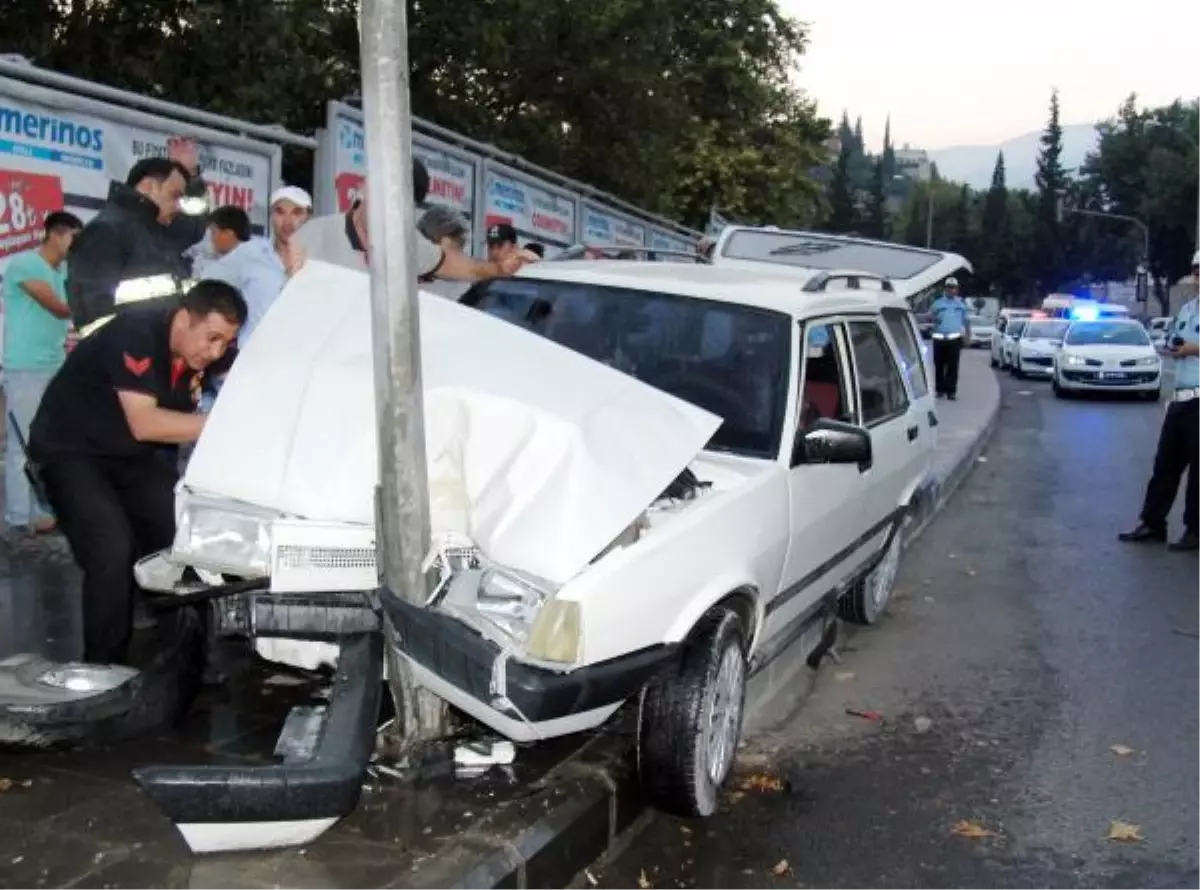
[993,316,1028,370]
[1148,316,1173,349]
[1012,318,1069,379]
[1053,317,1162,400]
[4,233,963,854]
[968,314,995,348]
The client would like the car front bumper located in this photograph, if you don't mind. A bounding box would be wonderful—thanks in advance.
[380,588,679,742]
[1057,368,1161,391]
[1018,355,1055,376]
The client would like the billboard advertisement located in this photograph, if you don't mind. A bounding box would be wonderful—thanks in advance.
[648,228,695,256]
[325,101,477,224]
[0,84,275,272]
[482,164,576,249]
[582,203,645,249]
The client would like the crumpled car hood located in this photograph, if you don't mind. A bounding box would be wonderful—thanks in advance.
[184,260,721,586]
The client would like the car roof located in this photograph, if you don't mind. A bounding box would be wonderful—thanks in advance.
[518,260,910,319]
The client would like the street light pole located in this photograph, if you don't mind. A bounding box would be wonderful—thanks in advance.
[1066,206,1155,309]
[359,0,445,745]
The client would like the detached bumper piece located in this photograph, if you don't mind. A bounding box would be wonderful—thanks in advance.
[133,630,383,854]
[0,608,203,749]
[380,587,678,723]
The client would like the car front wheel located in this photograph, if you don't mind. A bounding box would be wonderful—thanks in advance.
[637,607,747,817]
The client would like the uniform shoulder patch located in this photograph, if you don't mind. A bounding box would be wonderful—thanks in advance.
[123,353,151,377]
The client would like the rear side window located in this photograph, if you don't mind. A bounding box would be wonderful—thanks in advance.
[881,307,929,399]
[848,320,910,426]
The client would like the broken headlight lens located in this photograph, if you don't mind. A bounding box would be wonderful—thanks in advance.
[37,664,139,693]
[475,568,548,645]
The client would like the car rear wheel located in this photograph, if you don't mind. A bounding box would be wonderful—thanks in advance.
[839,519,904,626]
[637,607,747,817]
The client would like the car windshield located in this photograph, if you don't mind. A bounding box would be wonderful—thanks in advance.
[461,278,793,458]
[1065,321,1150,346]
[1024,320,1068,339]
[720,230,944,279]
[1008,320,1027,337]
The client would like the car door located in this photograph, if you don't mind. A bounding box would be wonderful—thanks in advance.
[846,317,917,553]
[766,318,870,641]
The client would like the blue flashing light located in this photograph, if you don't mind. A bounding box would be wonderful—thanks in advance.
[1071,305,1099,322]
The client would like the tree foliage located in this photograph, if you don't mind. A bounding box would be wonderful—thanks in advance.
[0,0,831,230]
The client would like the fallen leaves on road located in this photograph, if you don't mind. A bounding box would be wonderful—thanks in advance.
[637,868,652,888]
[951,820,997,838]
[585,869,599,886]
[727,790,746,804]
[947,553,958,560]
[834,671,856,681]
[0,779,10,793]
[1107,821,1144,843]
[772,859,792,876]
[1110,744,1136,757]
[739,772,785,793]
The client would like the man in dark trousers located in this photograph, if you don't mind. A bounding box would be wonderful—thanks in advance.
[66,152,209,333]
[1119,249,1200,552]
[929,276,971,399]
[29,281,247,665]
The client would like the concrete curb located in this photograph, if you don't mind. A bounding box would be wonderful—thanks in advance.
[405,727,642,890]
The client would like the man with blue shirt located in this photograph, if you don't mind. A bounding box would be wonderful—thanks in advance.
[1120,249,1200,552]
[2,211,83,536]
[929,276,971,400]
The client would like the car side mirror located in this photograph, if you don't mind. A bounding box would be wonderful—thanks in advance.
[792,418,873,470]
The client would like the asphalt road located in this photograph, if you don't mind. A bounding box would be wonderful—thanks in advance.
[593,372,1199,889]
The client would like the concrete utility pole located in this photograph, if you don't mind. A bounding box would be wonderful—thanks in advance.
[359,0,445,745]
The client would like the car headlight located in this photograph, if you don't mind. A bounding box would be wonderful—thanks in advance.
[1064,354,1088,366]
[475,568,549,645]
[1132,356,1160,367]
[172,499,272,576]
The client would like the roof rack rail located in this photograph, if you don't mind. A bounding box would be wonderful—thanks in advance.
[801,272,894,293]
[549,245,711,264]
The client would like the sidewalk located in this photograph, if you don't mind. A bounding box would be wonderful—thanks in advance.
[0,352,1002,890]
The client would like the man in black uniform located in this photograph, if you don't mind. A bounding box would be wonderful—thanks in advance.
[29,281,247,665]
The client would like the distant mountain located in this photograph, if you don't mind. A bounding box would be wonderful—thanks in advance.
[927,123,1099,190]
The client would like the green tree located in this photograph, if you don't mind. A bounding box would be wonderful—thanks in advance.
[1033,89,1069,290]
[2,0,832,230]
[978,152,1010,293]
[826,140,857,231]
[865,158,887,239]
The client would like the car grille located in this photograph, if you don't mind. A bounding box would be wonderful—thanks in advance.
[1022,356,1053,367]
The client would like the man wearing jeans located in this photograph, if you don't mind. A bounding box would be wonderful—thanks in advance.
[2,211,83,537]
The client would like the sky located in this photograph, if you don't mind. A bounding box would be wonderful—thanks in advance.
[780,0,1198,151]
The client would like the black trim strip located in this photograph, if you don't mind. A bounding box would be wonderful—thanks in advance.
[132,631,382,825]
[765,507,902,617]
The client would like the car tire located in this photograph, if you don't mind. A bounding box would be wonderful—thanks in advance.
[637,606,747,818]
[990,355,998,368]
[838,518,905,626]
[1053,379,1069,399]
[1011,364,1023,379]
[1142,387,1161,402]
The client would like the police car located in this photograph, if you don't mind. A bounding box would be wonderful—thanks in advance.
[1,238,963,854]
[1052,317,1163,399]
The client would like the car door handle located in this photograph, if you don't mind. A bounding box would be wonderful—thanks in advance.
[907,425,919,442]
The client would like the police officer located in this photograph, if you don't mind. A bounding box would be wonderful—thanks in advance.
[929,277,971,400]
[28,281,247,664]
[1120,250,1200,552]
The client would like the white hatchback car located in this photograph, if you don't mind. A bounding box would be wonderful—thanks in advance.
[4,236,963,855]
[1012,318,1069,379]
[1053,317,1162,399]
[994,316,1028,370]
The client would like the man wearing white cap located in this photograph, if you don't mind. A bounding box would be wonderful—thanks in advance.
[269,185,312,268]
[929,276,971,400]
[1120,249,1200,551]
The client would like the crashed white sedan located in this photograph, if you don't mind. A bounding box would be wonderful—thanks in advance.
[3,231,967,853]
